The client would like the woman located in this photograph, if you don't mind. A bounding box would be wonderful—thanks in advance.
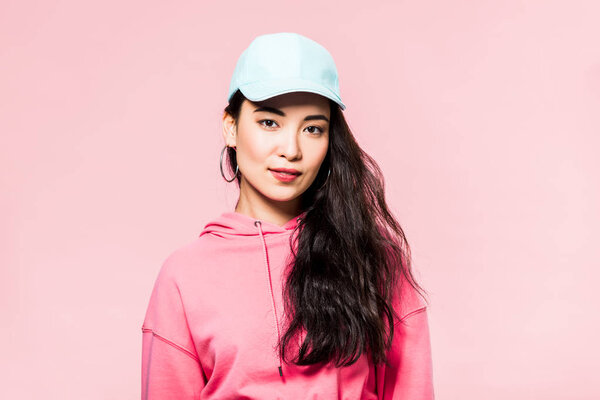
[141,32,434,399]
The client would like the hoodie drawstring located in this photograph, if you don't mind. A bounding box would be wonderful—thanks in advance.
[254,220,284,377]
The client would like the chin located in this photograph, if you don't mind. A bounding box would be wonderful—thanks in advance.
[264,192,302,203]
[262,186,305,202]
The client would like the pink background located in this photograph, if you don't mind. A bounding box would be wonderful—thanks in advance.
[1,1,599,399]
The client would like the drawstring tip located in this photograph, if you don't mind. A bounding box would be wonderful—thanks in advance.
[278,365,283,376]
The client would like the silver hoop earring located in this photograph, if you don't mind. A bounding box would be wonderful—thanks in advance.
[220,145,239,182]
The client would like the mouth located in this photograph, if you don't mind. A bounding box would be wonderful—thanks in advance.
[269,168,301,175]
[269,168,301,182]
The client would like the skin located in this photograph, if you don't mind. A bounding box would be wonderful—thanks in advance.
[221,91,330,227]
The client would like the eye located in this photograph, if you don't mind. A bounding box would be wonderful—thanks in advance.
[305,126,325,135]
[258,119,325,135]
[258,119,278,129]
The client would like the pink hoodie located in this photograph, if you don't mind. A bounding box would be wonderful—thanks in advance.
[141,210,434,399]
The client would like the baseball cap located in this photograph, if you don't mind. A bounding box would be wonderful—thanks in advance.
[227,32,346,110]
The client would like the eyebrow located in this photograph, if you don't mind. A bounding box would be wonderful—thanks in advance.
[253,106,329,123]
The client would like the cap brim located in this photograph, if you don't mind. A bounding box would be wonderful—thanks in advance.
[238,77,346,110]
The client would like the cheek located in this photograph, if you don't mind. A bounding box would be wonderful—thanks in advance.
[305,139,329,171]
[237,128,270,168]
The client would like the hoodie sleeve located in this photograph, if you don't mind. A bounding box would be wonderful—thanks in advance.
[376,280,435,399]
[141,254,207,399]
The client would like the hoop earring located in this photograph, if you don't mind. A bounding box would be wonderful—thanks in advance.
[220,145,239,182]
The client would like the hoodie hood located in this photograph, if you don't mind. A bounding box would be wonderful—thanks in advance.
[199,210,307,238]
[197,209,307,377]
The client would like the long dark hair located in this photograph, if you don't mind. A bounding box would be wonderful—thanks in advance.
[223,89,428,368]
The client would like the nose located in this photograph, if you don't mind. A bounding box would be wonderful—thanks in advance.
[277,127,301,160]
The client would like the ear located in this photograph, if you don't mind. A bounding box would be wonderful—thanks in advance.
[222,112,237,149]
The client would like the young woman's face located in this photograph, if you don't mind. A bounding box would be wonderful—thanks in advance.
[223,91,330,204]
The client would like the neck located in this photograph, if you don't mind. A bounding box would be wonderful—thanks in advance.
[235,178,302,227]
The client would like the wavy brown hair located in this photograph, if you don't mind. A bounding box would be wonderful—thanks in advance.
[223,89,429,368]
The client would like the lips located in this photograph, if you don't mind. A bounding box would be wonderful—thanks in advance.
[269,168,301,175]
[269,168,301,182]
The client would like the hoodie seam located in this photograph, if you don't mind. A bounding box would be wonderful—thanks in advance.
[396,306,427,326]
[174,279,206,365]
[141,327,201,364]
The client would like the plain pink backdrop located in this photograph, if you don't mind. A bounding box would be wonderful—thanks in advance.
[1,1,598,399]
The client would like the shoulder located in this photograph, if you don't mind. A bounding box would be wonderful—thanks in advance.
[156,236,214,279]
[142,236,213,320]
[393,273,429,324]
[146,239,198,297]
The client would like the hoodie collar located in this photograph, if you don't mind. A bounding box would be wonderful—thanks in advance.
[199,210,307,238]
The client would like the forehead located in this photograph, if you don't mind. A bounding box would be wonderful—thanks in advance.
[244,91,330,114]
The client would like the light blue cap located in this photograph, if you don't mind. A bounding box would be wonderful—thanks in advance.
[227,32,346,110]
